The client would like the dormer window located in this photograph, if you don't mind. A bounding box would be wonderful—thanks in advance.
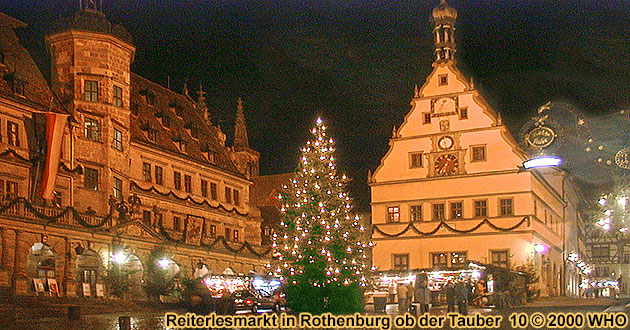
[146,129,157,142]
[6,72,26,96]
[146,93,156,106]
[176,139,187,153]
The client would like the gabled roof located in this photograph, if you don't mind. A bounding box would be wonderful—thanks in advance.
[251,172,294,207]
[130,73,243,177]
[0,14,63,112]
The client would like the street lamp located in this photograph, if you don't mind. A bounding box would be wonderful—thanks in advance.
[157,258,171,269]
[113,252,127,264]
[534,243,549,254]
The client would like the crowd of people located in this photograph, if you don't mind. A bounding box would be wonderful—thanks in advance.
[392,276,478,315]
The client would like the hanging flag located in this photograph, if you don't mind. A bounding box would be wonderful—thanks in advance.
[39,112,68,200]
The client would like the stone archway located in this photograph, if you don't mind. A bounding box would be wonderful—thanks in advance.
[76,249,104,297]
[122,254,145,299]
[26,243,60,295]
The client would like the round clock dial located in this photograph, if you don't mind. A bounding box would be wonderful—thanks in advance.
[438,136,454,150]
[435,154,459,176]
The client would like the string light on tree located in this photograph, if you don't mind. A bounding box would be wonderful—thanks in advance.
[268,117,371,313]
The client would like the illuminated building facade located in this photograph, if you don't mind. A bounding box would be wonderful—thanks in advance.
[0,4,268,299]
[370,0,584,297]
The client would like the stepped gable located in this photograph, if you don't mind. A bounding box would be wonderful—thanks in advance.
[130,73,243,177]
[0,13,62,111]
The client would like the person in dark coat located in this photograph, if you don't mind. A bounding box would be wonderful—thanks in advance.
[415,279,430,314]
[456,280,470,315]
[444,279,457,314]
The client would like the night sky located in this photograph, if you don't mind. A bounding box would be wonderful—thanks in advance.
[3,0,630,210]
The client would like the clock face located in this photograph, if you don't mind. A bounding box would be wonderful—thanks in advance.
[438,136,454,150]
[435,154,459,176]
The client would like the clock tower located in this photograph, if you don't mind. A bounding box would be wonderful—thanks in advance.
[369,0,582,298]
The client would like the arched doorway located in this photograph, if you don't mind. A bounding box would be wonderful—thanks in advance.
[76,249,104,297]
[123,254,145,299]
[27,243,59,295]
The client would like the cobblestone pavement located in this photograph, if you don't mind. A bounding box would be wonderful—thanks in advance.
[15,310,172,330]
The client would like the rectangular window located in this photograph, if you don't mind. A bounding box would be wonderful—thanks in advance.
[474,200,487,217]
[154,213,162,227]
[410,205,422,222]
[393,254,409,270]
[225,187,232,204]
[225,228,231,240]
[387,206,400,223]
[84,118,100,142]
[500,198,514,215]
[5,180,17,199]
[450,252,467,265]
[459,108,468,120]
[142,163,151,182]
[209,224,216,238]
[113,177,122,199]
[233,189,240,206]
[154,166,163,185]
[432,203,445,221]
[423,112,431,124]
[143,210,152,223]
[409,152,423,168]
[450,201,463,219]
[438,74,448,86]
[233,230,239,242]
[201,179,208,197]
[471,145,487,162]
[113,85,123,107]
[113,128,123,151]
[184,174,192,193]
[173,171,181,190]
[210,182,218,200]
[84,167,98,191]
[7,121,19,146]
[84,80,99,102]
[491,250,509,268]
[173,216,181,231]
[431,253,448,268]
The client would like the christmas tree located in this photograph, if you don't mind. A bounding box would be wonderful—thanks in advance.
[268,118,371,314]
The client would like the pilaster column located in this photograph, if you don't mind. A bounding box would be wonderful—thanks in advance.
[63,237,77,297]
[0,227,10,286]
[0,227,8,268]
[12,230,28,295]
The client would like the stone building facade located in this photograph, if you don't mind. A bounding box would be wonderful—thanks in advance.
[370,0,585,297]
[0,5,268,299]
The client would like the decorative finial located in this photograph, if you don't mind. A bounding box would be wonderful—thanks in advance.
[234,97,249,149]
[182,83,189,96]
[392,126,397,138]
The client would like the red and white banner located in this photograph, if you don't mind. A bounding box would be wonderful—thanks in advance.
[39,112,68,200]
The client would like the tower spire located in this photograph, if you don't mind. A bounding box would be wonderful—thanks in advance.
[234,97,249,149]
[431,0,458,64]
